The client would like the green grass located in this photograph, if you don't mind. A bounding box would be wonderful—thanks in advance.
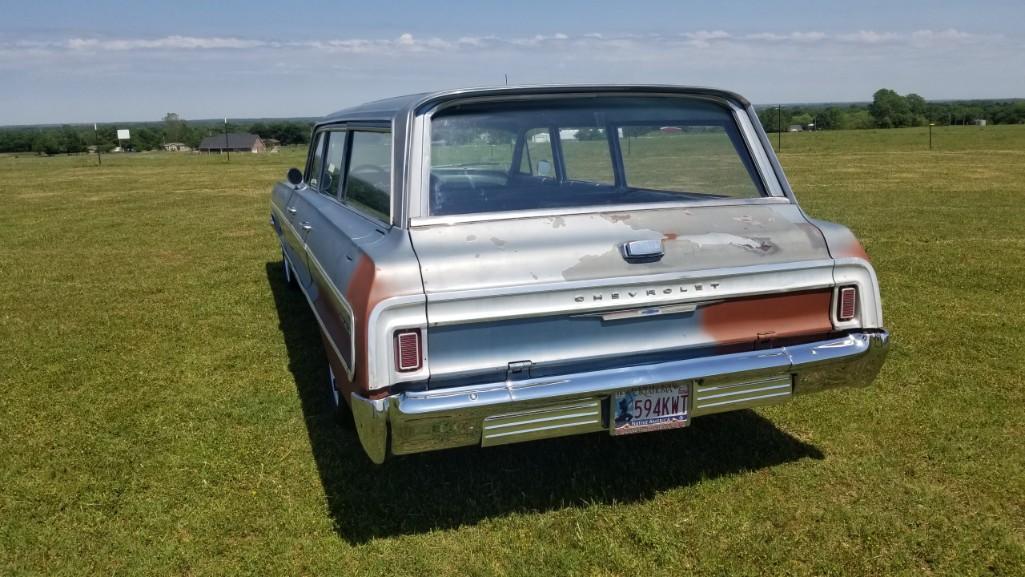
[2,127,1025,576]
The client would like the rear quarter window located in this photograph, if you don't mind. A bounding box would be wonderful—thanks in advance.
[343,131,391,222]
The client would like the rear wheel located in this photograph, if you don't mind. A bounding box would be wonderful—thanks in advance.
[327,362,356,429]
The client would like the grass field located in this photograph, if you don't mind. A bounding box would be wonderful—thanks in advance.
[2,125,1024,576]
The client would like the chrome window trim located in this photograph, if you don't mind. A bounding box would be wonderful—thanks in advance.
[407,91,788,224]
[339,124,395,228]
[313,127,349,200]
[409,196,790,228]
[304,131,328,193]
[271,203,357,380]
[309,121,394,228]
[733,102,785,197]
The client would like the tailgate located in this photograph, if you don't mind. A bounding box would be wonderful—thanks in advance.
[409,203,836,385]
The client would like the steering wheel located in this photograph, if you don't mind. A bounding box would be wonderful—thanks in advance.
[349,164,386,177]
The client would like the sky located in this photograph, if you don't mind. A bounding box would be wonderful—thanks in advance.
[1,0,1023,125]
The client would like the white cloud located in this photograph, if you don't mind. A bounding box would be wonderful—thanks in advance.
[66,35,266,51]
[836,30,901,44]
[2,28,997,59]
[744,31,826,43]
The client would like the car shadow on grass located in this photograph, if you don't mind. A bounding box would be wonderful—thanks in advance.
[266,262,824,544]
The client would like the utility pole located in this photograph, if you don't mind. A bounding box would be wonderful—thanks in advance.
[777,105,782,151]
[94,123,101,166]
[224,117,230,162]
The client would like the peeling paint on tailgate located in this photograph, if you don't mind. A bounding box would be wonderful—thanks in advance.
[409,204,830,293]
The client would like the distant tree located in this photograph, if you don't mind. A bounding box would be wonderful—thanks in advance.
[870,89,904,127]
[163,113,187,143]
[59,125,86,154]
[95,126,117,152]
[574,128,605,141]
[182,125,202,148]
[842,109,876,130]
[757,107,792,133]
[870,88,915,128]
[813,107,842,130]
[790,113,813,127]
[32,132,61,156]
[135,127,164,151]
[248,121,269,138]
[272,122,310,146]
[905,94,926,116]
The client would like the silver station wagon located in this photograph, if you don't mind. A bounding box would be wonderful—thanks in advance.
[269,85,889,463]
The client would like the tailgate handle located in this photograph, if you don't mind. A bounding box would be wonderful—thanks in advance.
[506,360,533,381]
[621,239,664,263]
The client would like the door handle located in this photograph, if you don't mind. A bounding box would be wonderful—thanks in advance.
[286,206,297,214]
[300,222,312,232]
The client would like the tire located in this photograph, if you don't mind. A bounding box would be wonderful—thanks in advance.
[327,362,355,429]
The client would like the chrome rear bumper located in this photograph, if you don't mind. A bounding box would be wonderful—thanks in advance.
[350,331,889,463]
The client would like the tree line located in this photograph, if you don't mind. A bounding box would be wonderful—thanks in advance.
[4,91,1025,156]
[0,113,314,155]
[757,89,1025,133]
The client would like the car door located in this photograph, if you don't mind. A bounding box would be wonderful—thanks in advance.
[301,127,391,381]
[281,131,328,288]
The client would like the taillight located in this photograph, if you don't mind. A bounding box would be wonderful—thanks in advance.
[837,286,858,321]
[395,329,422,372]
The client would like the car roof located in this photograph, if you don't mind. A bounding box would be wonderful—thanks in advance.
[319,84,751,125]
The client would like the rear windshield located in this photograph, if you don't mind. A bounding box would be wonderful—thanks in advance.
[428,96,765,216]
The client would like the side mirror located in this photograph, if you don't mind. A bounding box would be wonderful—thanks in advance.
[286,167,303,186]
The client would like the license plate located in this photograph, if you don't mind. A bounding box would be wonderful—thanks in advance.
[612,383,689,435]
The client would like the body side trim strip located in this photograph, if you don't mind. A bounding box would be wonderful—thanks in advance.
[272,203,356,380]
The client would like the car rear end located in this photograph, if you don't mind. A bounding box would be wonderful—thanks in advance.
[349,86,888,463]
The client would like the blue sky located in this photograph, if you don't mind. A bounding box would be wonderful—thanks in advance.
[2,0,1023,125]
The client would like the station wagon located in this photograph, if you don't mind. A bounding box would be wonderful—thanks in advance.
[269,85,890,463]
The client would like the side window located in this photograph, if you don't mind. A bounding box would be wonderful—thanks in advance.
[321,131,348,198]
[343,131,391,222]
[561,127,615,185]
[430,118,515,172]
[306,132,327,190]
[616,125,761,198]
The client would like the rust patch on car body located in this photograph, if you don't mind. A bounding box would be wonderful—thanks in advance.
[346,255,391,393]
[842,238,871,261]
[700,289,833,346]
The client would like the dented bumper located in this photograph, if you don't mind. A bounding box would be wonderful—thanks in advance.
[350,331,889,463]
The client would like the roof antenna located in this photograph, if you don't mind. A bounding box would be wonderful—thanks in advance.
[504,73,508,86]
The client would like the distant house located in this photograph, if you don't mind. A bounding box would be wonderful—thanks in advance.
[973,119,987,127]
[163,142,191,152]
[197,133,266,154]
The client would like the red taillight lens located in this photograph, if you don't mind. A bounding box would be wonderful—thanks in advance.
[395,329,422,372]
[837,286,858,321]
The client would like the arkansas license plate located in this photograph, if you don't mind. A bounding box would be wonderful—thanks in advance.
[612,383,689,435]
